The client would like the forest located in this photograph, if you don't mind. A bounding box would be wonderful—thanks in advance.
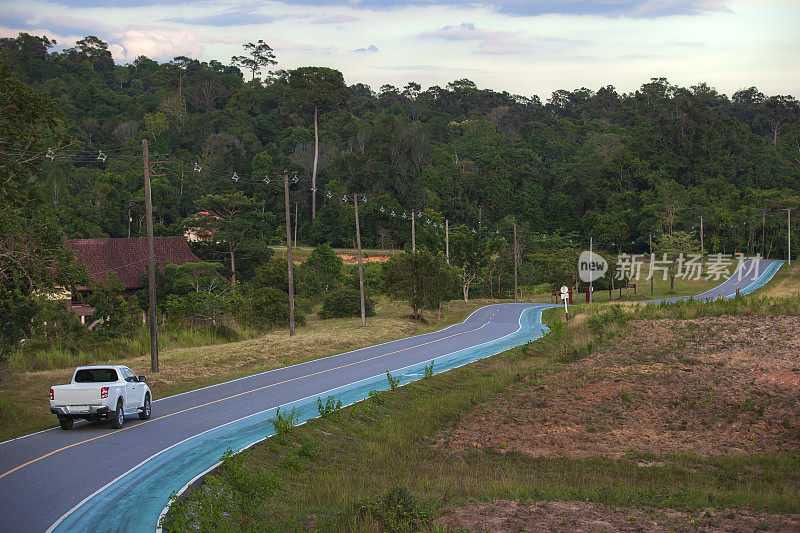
[1,31,799,357]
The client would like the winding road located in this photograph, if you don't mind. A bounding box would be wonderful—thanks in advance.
[0,258,783,532]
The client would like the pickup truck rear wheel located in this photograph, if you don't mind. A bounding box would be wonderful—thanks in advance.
[139,393,151,420]
[58,418,73,430]
[110,398,124,429]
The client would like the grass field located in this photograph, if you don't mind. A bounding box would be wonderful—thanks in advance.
[0,297,500,442]
[163,297,800,532]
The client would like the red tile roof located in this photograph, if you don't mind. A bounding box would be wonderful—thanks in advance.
[66,237,200,290]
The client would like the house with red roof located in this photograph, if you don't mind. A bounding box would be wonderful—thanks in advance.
[64,236,200,323]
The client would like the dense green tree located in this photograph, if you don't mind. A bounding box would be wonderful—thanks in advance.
[297,243,343,297]
[381,251,458,317]
[239,286,304,327]
[192,192,274,287]
[522,233,582,290]
[446,226,503,306]
[86,273,140,333]
[653,230,699,292]
[0,59,81,354]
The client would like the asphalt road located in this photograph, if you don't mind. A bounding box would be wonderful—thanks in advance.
[0,303,547,533]
[653,258,783,303]
[0,258,782,532]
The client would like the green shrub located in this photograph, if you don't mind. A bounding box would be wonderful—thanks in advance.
[318,287,375,319]
[28,298,87,347]
[532,282,551,294]
[241,287,306,327]
[296,244,344,298]
[587,305,628,336]
[295,297,313,314]
[161,449,279,531]
[386,371,401,390]
[316,395,343,418]
[269,407,299,443]
[218,448,278,500]
[348,487,432,532]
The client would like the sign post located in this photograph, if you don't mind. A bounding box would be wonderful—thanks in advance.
[560,285,569,320]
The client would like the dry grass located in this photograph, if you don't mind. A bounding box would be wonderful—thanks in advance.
[0,298,497,441]
[758,261,800,298]
[588,261,725,303]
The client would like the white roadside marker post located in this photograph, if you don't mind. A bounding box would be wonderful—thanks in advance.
[560,285,569,320]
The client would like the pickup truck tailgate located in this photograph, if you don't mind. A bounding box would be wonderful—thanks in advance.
[51,384,104,405]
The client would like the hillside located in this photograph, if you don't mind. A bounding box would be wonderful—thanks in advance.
[1,32,798,258]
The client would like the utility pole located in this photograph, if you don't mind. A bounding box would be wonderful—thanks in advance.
[589,236,593,303]
[283,171,296,335]
[649,232,654,298]
[786,208,794,265]
[143,140,158,372]
[700,215,704,266]
[293,202,298,249]
[513,221,518,302]
[353,193,367,327]
[411,210,416,253]
[445,219,449,263]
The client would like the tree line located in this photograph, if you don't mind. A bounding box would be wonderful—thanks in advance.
[1,31,799,355]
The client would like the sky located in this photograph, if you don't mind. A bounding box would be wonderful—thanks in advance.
[1,0,798,100]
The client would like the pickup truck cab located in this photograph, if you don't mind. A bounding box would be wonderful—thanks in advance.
[50,365,152,430]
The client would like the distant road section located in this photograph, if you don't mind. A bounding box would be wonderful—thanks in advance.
[655,259,783,303]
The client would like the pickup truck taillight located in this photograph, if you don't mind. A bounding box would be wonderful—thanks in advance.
[100,387,109,399]
[49,388,54,400]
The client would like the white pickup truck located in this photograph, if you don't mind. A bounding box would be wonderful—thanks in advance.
[50,365,152,430]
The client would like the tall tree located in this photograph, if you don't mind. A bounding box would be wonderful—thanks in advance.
[287,67,348,219]
[763,95,799,148]
[654,230,698,292]
[655,179,686,236]
[192,192,273,287]
[231,40,276,81]
[170,55,192,100]
[449,225,502,306]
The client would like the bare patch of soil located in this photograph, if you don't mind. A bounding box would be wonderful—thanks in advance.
[434,315,800,458]
[337,253,391,264]
[435,500,800,532]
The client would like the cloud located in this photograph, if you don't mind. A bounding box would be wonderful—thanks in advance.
[0,11,117,39]
[269,39,338,55]
[109,28,206,62]
[166,10,278,27]
[375,64,444,72]
[620,52,659,59]
[234,0,730,18]
[476,0,731,18]
[420,22,531,55]
[311,14,359,24]
[353,44,378,53]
